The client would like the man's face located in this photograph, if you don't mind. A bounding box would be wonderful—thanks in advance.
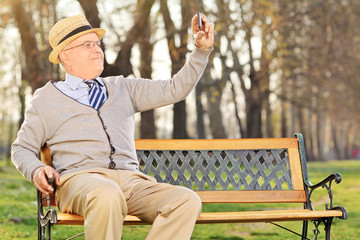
[61,32,104,79]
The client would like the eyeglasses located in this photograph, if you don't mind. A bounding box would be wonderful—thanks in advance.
[63,41,103,51]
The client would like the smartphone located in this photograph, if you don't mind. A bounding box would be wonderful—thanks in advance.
[197,11,202,30]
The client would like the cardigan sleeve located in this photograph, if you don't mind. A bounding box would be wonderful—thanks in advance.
[126,47,213,112]
[11,99,47,182]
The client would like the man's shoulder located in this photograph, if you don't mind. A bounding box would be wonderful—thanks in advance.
[31,81,62,108]
[101,75,125,84]
[101,75,137,89]
[33,81,56,97]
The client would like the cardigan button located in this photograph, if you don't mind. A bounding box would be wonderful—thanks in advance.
[109,161,116,169]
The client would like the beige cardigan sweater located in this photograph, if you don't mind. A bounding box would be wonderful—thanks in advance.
[12,47,212,182]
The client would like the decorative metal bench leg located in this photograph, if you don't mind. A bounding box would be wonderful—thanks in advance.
[38,210,54,240]
[324,218,333,240]
[302,220,308,240]
[38,214,42,240]
[312,218,334,240]
[312,220,321,240]
[38,215,51,240]
[37,190,57,240]
[47,223,51,240]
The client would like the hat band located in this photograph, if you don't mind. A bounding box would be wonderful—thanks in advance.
[57,25,93,45]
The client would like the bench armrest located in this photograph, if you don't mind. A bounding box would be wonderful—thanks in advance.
[295,133,347,219]
[305,173,348,219]
[306,172,342,190]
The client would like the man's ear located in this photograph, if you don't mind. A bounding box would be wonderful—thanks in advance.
[59,51,70,66]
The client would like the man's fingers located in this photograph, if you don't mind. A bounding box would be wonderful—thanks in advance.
[55,172,61,186]
[34,169,51,194]
[192,13,208,34]
[44,166,53,178]
[207,23,214,39]
[33,166,59,194]
[200,14,209,32]
[35,182,50,195]
[44,166,61,186]
[196,31,205,41]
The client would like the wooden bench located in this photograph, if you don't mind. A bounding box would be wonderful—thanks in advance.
[37,133,347,240]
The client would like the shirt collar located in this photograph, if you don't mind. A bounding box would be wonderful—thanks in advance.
[65,73,104,89]
[65,73,85,90]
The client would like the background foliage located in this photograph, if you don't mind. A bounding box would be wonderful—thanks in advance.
[1,0,360,161]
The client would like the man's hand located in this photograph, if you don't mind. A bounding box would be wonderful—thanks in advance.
[192,13,214,50]
[33,166,60,194]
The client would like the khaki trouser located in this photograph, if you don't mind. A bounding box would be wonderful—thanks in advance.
[56,168,202,240]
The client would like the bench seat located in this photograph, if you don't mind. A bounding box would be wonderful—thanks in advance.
[56,208,344,226]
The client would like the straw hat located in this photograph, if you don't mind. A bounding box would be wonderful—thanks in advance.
[48,15,105,64]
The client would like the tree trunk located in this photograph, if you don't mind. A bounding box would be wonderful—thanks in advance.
[331,121,341,160]
[139,8,156,139]
[6,121,15,166]
[245,74,262,138]
[11,0,50,92]
[77,0,101,28]
[265,97,274,138]
[316,108,326,161]
[159,0,194,139]
[230,79,245,138]
[18,82,26,129]
[306,107,315,161]
[195,86,206,138]
[280,100,287,138]
[205,82,226,139]
[246,99,262,138]
[88,0,155,78]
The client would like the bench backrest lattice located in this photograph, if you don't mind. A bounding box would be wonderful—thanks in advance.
[135,138,306,204]
[137,149,293,191]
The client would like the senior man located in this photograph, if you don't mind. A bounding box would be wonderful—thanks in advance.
[12,13,213,240]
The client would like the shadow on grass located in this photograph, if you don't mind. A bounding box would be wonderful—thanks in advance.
[251,232,279,236]
[210,237,244,240]
[191,237,244,240]
[192,235,245,240]
[193,231,279,240]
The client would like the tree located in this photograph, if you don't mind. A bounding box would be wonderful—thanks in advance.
[159,0,197,139]
[138,0,156,139]
[10,0,52,93]
[4,0,360,160]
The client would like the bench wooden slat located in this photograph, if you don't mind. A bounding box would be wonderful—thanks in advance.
[40,145,51,166]
[57,209,344,226]
[196,209,345,224]
[287,147,305,190]
[197,190,306,203]
[56,213,150,225]
[135,138,299,150]
[45,190,306,207]
[43,190,306,208]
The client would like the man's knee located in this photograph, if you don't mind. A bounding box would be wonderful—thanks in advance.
[180,188,202,216]
[85,184,128,217]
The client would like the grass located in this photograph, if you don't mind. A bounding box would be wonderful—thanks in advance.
[1,159,359,239]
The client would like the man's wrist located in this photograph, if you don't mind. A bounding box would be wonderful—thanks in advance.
[195,43,212,50]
